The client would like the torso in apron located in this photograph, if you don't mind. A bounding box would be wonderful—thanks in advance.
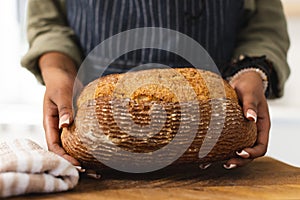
[66,0,244,84]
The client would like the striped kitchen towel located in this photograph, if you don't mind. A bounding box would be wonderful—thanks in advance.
[0,139,79,198]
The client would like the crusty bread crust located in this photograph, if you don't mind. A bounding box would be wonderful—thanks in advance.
[62,68,256,171]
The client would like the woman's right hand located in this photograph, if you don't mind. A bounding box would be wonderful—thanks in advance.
[39,52,81,166]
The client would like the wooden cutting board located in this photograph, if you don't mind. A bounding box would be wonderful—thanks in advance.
[10,157,300,199]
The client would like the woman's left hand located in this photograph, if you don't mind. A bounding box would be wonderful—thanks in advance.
[223,71,271,169]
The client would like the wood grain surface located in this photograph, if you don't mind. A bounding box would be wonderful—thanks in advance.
[10,157,300,200]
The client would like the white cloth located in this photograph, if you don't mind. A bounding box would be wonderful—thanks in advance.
[0,139,79,198]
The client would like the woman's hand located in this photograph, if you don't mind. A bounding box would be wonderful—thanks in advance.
[39,52,81,166]
[223,71,271,169]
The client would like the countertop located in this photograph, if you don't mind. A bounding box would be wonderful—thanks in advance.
[10,157,300,200]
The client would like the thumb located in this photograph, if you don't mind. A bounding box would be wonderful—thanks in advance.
[57,98,74,129]
[241,94,258,123]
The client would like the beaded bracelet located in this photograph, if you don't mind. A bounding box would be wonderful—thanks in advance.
[227,67,269,93]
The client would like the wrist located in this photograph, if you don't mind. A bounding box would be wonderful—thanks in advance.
[39,52,78,87]
[223,55,273,96]
[228,68,268,93]
[39,52,78,77]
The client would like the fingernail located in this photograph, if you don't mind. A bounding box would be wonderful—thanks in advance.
[75,166,86,173]
[246,109,257,123]
[223,164,237,170]
[236,150,250,158]
[199,163,211,170]
[87,173,101,179]
[59,114,70,129]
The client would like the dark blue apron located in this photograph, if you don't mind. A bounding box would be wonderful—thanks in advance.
[66,0,244,84]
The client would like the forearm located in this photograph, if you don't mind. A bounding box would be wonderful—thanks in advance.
[39,52,78,86]
[231,0,290,98]
[21,0,83,84]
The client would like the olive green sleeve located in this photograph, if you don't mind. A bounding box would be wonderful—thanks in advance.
[233,0,290,98]
[21,0,83,84]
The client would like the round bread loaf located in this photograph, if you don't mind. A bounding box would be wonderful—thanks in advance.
[61,68,257,171]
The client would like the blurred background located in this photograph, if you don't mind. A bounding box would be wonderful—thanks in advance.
[0,0,299,166]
